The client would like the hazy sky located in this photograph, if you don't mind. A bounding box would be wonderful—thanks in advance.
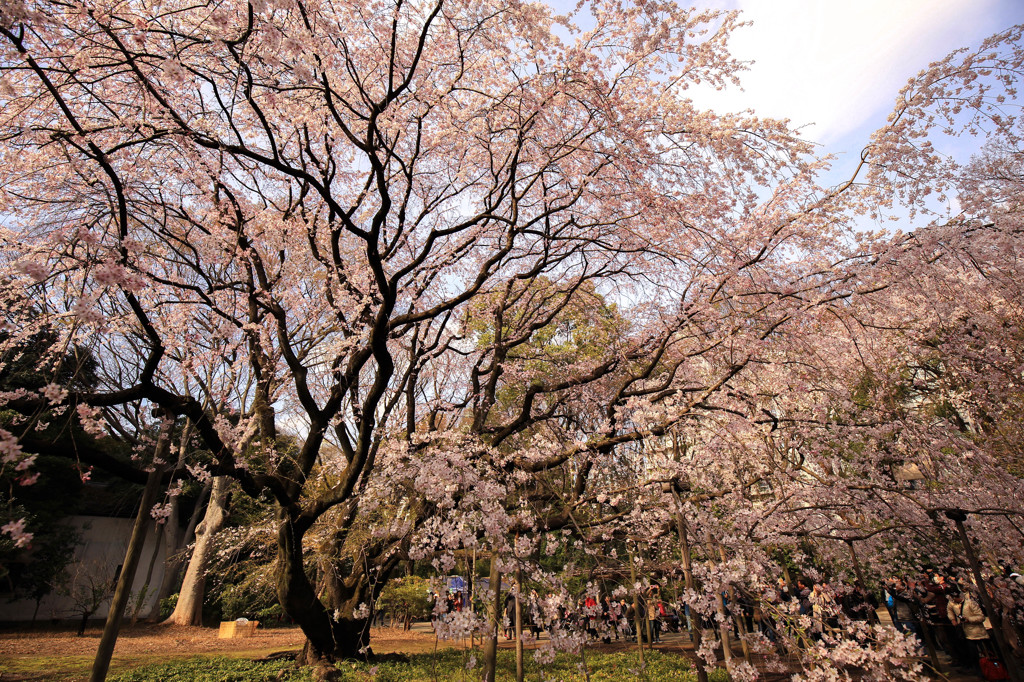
[692,0,1015,140]
[552,0,1022,193]
[682,0,1024,183]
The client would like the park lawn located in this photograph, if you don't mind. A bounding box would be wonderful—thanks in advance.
[1,627,726,681]
[0,648,299,681]
[0,624,452,680]
[94,649,719,682]
[0,652,95,681]
[104,650,721,682]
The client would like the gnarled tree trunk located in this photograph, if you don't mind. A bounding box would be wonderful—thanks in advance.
[276,509,370,666]
[276,504,408,667]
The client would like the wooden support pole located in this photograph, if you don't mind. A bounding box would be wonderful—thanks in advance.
[483,555,502,682]
[515,565,524,682]
[670,489,709,682]
[947,510,1022,682]
[90,418,173,682]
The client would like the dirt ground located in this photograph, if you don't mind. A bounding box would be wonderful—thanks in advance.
[0,624,446,680]
[0,622,709,680]
[0,622,986,681]
[0,623,446,658]
[0,622,799,682]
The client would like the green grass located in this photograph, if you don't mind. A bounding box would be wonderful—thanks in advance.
[105,649,727,682]
[106,655,315,681]
[0,649,310,681]
[0,653,96,679]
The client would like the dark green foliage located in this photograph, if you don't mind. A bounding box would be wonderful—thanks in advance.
[1,326,99,593]
[219,579,283,622]
[159,592,178,620]
[0,327,98,395]
[377,576,433,622]
[0,455,84,598]
[9,521,79,613]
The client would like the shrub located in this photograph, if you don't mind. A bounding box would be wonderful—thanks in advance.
[376,575,433,624]
[159,593,178,620]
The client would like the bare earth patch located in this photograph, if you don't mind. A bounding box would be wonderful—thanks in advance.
[0,623,974,682]
[0,624,446,681]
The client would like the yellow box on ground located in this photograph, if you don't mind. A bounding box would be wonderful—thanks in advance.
[218,620,259,638]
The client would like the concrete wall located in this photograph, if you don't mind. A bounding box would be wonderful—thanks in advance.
[1,515,167,622]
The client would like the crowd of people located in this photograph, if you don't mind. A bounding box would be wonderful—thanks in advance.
[502,585,689,645]
[417,564,1024,677]
[881,567,1024,677]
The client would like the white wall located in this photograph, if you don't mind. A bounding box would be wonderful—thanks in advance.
[1,515,167,622]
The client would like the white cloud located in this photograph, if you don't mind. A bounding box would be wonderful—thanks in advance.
[686,0,1003,144]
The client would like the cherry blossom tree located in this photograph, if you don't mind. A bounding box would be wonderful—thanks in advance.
[2,0,1023,678]
[0,0,829,667]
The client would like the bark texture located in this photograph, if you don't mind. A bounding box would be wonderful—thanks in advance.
[164,476,230,626]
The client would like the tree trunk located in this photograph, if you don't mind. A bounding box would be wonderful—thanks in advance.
[844,540,879,624]
[78,610,93,637]
[515,565,524,682]
[149,421,206,621]
[483,556,502,682]
[469,547,476,647]
[298,616,370,666]
[670,493,709,682]
[714,588,735,676]
[949,512,1023,682]
[716,544,752,665]
[708,533,735,677]
[628,546,645,666]
[90,419,171,682]
[275,509,369,665]
[131,521,164,626]
[146,500,181,621]
[273,497,409,670]
[164,476,230,626]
